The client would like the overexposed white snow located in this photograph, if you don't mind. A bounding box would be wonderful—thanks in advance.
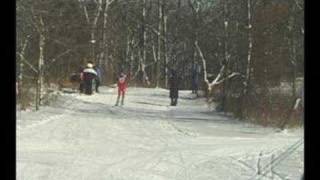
[17,87,304,180]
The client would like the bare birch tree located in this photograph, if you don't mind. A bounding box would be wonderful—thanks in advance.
[78,0,103,61]
[17,35,31,99]
[195,40,241,93]
[100,0,115,67]
[155,0,162,87]
[34,15,46,110]
[163,9,168,88]
[244,0,253,95]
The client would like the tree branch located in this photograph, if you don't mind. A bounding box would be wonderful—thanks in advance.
[17,52,38,73]
[294,0,303,10]
[46,49,72,68]
[195,40,243,91]
[78,0,90,24]
[215,72,244,85]
[152,44,158,62]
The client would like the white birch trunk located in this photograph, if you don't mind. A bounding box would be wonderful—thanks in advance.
[156,0,162,88]
[101,0,114,64]
[36,16,45,110]
[221,0,229,111]
[101,0,114,83]
[143,0,147,68]
[139,0,149,85]
[90,0,103,61]
[18,35,30,97]
[245,0,253,94]
[289,4,297,98]
[195,41,241,93]
[130,39,135,77]
[125,35,130,64]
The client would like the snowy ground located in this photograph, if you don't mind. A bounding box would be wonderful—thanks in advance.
[17,87,304,180]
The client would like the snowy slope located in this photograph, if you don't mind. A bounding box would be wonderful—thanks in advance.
[17,87,304,180]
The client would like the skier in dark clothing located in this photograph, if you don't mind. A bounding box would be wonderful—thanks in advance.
[83,63,97,95]
[169,70,179,106]
[93,65,102,93]
[191,63,201,96]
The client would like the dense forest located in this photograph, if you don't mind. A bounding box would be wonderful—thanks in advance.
[16,0,304,128]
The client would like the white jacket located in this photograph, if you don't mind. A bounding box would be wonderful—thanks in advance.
[83,68,97,76]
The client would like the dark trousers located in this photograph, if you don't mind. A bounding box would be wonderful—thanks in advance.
[84,80,93,95]
[192,81,198,95]
[95,79,100,92]
[115,90,125,105]
[170,88,178,106]
[79,82,84,93]
[170,98,178,106]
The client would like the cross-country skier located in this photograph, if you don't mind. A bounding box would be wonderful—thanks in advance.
[83,62,97,95]
[93,65,102,93]
[191,62,201,97]
[115,72,127,106]
[169,70,179,106]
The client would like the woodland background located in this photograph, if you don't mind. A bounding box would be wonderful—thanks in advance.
[16,0,304,128]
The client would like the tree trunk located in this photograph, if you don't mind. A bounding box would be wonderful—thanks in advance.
[125,35,130,66]
[142,0,147,74]
[91,0,103,61]
[239,0,253,118]
[138,0,149,86]
[156,0,162,88]
[36,17,45,110]
[245,0,253,94]
[291,38,297,98]
[289,3,297,99]
[221,0,229,112]
[281,2,298,129]
[163,14,168,88]
[189,0,200,90]
[18,35,30,100]
[100,0,114,83]
[130,39,135,81]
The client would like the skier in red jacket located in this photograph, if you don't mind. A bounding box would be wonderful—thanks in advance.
[115,73,127,106]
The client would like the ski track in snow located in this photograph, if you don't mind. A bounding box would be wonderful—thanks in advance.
[17,87,304,180]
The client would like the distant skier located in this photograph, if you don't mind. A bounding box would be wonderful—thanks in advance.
[169,70,179,106]
[93,65,102,93]
[83,62,97,95]
[115,72,127,106]
[191,62,201,97]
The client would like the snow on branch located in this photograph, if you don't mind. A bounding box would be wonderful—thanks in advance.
[195,40,242,92]
[215,72,244,85]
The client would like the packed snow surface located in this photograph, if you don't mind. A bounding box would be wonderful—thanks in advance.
[17,87,304,180]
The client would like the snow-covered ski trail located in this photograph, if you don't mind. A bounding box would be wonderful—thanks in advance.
[17,87,304,180]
